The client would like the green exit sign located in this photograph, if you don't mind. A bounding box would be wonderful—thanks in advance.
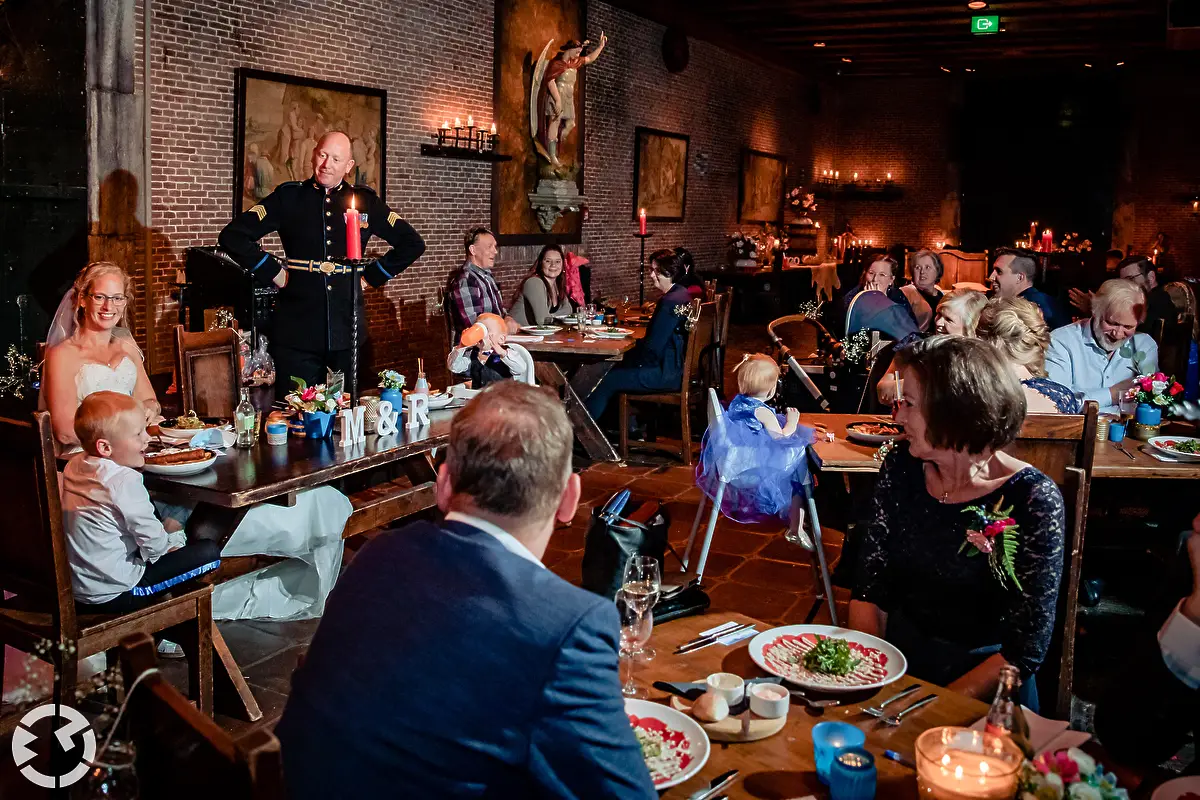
[971,15,1000,34]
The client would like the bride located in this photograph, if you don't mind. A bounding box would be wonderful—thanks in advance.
[42,262,350,623]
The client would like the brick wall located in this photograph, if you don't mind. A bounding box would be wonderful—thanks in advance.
[138,0,818,382]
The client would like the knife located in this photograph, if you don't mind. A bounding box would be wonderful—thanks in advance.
[674,623,754,655]
[686,769,738,800]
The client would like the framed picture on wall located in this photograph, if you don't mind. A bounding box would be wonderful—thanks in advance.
[738,148,786,223]
[633,127,689,221]
[233,68,387,215]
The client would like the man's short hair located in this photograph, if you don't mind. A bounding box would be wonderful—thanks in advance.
[463,226,495,255]
[75,391,143,452]
[1092,278,1147,323]
[445,382,573,522]
[894,336,1026,455]
[1116,255,1153,278]
[993,248,1038,281]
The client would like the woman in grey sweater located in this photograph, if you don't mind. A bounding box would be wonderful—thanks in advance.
[510,245,578,326]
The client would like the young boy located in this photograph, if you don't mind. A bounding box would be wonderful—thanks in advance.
[446,312,535,387]
[62,391,221,614]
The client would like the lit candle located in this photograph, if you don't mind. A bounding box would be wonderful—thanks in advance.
[441,120,450,129]
[853,172,859,181]
[467,114,474,128]
[639,208,647,236]
[490,122,497,135]
[887,172,893,181]
[915,727,1022,800]
[1029,221,1039,247]
[815,221,821,228]
[1041,229,1053,253]
[344,196,362,260]
[835,170,840,180]
[454,117,461,128]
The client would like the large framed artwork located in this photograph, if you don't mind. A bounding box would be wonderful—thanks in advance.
[233,68,387,215]
[633,127,689,222]
[738,148,786,223]
[492,0,587,245]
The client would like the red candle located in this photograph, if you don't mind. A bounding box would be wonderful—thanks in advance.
[638,208,647,236]
[1041,229,1053,253]
[345,196,362,260]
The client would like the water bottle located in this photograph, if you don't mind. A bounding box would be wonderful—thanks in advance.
[234,387,257,449]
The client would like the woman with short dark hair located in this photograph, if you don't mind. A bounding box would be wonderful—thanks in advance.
[850,335,1065,710]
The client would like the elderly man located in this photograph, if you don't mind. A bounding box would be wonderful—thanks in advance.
[1070,256,1176,335]
[1046,278,1159,413]
[445,226,520,346]
[219,131,425,396]
[989,249,1071,330]
[276,382,656,800]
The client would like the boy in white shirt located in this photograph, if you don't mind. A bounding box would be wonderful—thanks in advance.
[446,312,535,387]
[63,391,221,613]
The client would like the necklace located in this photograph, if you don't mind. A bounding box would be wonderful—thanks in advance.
[931,461,988,503]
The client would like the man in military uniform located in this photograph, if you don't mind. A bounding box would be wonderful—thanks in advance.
[219,131,425,397]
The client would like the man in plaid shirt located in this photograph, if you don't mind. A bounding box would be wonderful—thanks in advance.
[445,227,520,345]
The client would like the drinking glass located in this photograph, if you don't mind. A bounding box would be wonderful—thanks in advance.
[585,303,597,325]
[79,740,139,799]
[621,555,661,661]
[616,591,652,698]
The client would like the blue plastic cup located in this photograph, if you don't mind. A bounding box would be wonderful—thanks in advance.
[1108,420,1127,443]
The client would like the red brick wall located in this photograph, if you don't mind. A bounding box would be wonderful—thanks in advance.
[137,0,818,383]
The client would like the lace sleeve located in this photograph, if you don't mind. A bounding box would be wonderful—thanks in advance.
[853,448,906,609]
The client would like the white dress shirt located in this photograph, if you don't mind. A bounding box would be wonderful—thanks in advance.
[1045,320,1158,413]
[62,454,171,603]
[445,511,545,569]
[445,342,536,385]
[1159,599,1200,690]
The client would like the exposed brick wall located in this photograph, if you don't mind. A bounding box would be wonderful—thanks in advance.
[137,0,818,382]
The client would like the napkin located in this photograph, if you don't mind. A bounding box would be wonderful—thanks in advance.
[970,707,1090,755]
[189,428,235,450]
[506,335,545,343]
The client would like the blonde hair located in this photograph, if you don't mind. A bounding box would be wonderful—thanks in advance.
[1092,278,1147,323]
[735,353,780,397]
[75,391,143,453]
[977,297,1052,377]
[936,289,988,336]
[73,261,135,331]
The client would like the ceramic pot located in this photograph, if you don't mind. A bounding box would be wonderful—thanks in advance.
[302,410,335,439]
[1134,403,1162,426]
[380,387,404,410]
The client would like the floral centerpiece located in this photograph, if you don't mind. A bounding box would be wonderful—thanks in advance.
[1124,371,1183,435]
[1059,232,1093,253]
[1019,748,1128,800]
[787,186,818,225]
[378,369,406,391]
[285,376,347,438]
[728,231,759,266]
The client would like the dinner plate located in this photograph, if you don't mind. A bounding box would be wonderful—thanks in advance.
[142,452,217,476]
[1151,775,1200,800]
[520,325,562,335]
[592,328,634,339]
[426,392,454,410]
[625,698,710,790]
[748,624,907,694]
[845,421,904,445]
[157,418,227,440]
[1147,435,1200,462]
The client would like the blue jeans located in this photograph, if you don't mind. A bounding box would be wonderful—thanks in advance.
[585,366,680,421]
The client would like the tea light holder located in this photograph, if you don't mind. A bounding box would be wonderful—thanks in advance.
[829,747,876,800]
[915,726,1022,800]
[812,721,866,785]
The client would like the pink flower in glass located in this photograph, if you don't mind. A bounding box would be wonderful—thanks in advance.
[966,530,993,553]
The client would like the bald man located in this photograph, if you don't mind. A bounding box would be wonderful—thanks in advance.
[219,131,425,396]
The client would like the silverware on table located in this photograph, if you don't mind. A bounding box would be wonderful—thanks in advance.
[687,769,738,800]
[859,683,921,717]
[883,749,916,769]
[1112,442,1136,460]
[880,693,938,726]
[786,686,842,709]
[674,623,754,655]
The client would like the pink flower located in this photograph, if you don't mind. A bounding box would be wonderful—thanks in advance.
[300,386,317,402]
[1139,377,1153,392]
[1033,754,1053,775]
[1153,372,1167,383]
[983,520,1006,538]
[966,530,993,553]
[1052,751,1081,782]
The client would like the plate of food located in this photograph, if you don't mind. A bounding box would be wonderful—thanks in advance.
[845,420,904,445]
[625,698,710,790]
[592,327,634,339]
[1147,435,1200,462]
[141,447,217,476]
[748,624,907,693]
[1151,775,1200,800]
[425,390,454,410]
[555,314,581,324]
[157,411,227,440]
[520,325,562,336]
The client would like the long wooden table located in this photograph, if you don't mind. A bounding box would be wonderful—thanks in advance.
[645,613,989,799]
[1092,437,1200,479]
[802,413,888,473]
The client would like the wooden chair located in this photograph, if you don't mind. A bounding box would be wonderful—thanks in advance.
[711,289,734,399]
[618,300,716,466]
[119,631,282,799]
[174,324,242,418]
[1152,313,1194,382]
[0,412,214,729]
[1002,402,1099,719]
[935,249,990,288]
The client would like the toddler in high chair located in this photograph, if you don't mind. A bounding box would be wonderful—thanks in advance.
[62,391,221,613]
[696,354,816,547]
[446,312,535,387]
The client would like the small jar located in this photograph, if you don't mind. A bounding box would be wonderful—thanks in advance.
[265,422,288,446]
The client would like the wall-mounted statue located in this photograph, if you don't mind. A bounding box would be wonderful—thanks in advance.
[531,33,607,171]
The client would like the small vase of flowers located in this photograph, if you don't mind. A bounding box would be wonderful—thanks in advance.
[1019,748,1129,800]
[377,369,406,409]
[1124,372,1183,438]
[285,376,348,439]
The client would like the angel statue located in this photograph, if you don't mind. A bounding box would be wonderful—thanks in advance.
[530,33,607,169]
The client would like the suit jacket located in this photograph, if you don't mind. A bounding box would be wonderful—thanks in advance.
[1019,286,1071,331]
[625,284,692,380]
[275,519,656,800]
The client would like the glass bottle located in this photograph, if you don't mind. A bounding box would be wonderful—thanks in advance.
[414,368,429,397]
[234,387,257,449]
[985,664,1033,757]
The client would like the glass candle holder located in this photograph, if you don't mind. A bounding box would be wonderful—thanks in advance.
[829,747,877,800]
[813,721,867,785]
[915,726,1022,800]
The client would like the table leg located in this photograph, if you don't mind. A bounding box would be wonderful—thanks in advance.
[803,483,839,626]
[212,623,263,722]
[535,361,620,462]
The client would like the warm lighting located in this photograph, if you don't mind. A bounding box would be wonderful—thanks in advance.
[842,57,853,63]
[886,172,893,180]
[968,0,988,8]
[467,114,474,127]
[1084,63,1093,68]
[853,172,859,180]
[814,42,826,47]
[490,122,497,135]
[937,241,945,249]
[940,66,951,73]
[441,120,450,129]
[454,117,461,127]
[773,238,781,248]
[965,68,976,72]
[1192,199,1199,214]
[1116,61,1125,66]
[834,170,840,179]
[815,221,821,228]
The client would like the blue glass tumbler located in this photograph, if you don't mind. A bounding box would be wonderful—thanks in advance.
[812,721,866,785]
[829,747,877,800]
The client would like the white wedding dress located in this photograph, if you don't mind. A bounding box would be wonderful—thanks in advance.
[72,358,349,621]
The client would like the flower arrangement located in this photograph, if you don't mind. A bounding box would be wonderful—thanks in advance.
[787,186,819,223]
[0,345,37,400]
[1059,232,1093,253]
[842,330,871,364]
[1019,748,1128,800]
[285,376,348,414]
[961,496,1023,590]
[673,301,702,332]
[378,369,406,391]
[728,231,758,262]
[1123,372,1183,408]
[797,299,825,321]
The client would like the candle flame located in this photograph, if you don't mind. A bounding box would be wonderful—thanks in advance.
[815,221,821,228]
[454,117,461,127]
[467,114,474,127]
[350,196,356,211]
[639,208,646,217]
[979,761,989,774]
[853,172,859,180]
[887,172,893,179]
[941,755,951,766]
[954,766,964,780]
[442,120,450,129]
[490,122,497,134]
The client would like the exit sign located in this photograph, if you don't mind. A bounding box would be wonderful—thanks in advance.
[971,15,1000,34]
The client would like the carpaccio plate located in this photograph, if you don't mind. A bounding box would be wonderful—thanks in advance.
[749,624,907,693]
[625,698,709,789]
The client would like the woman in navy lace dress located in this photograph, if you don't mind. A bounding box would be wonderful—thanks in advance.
[977,297,1082,414]
[850,336,1065,710]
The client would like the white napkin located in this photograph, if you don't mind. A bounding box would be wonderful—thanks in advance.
[970,707,1091,755]
[697,620,759,646]
[506,335,545,343]
[189,428,235,450]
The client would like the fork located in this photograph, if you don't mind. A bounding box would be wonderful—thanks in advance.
[859,683,921,717]
[880,693,938,726]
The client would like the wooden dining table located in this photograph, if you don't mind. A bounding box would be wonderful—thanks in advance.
[643,612,989,799]
[522,322,646,462]
[1091,430,1200,479]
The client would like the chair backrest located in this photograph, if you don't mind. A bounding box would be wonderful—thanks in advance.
[935,249,989,289]
[1157,313,1194,381]
[706,387,722,428]
[681,301,717,404]
[120,632,283,800]
[0,412,78,637]
[1003,402,1099,486]
[175,325,242,419]
[709,290,734,395]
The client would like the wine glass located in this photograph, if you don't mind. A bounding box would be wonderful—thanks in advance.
[616,590,652,698]
[621,555,661,661]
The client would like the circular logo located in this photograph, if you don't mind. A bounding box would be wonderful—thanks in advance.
[11,703,97,789]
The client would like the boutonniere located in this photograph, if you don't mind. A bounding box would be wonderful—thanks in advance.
[960,496,1023,591]
[672,301,701,331]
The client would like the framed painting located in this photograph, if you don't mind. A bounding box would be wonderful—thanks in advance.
[233,68,387,215]
[738,148,786,223]
[492,0,587,245]
[633,127,689,222]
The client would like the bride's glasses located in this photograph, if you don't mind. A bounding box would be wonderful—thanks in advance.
[87,292,128,306]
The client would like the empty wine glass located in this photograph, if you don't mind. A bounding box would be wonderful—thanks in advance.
[616,590,652,697]
[621,555,661,662]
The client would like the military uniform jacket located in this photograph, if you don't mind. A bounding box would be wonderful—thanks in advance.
[218,178,425,352]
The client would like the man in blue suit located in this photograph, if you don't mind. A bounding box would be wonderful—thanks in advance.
[989,249,1071,331]
[276,381,657,799]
